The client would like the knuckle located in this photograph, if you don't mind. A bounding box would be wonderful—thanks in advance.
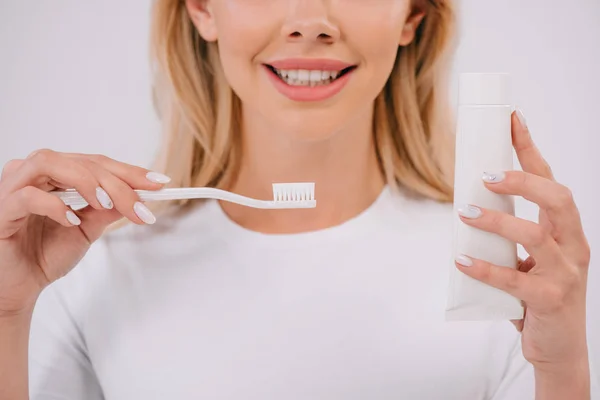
[526,226,550,248]
[18,186,38,204]
[503,171,522,190]
[580,243,591,268]
[1,159,22,178]
[79,174,98,190]
[88,154,109,164]
[549,185,575,210]
[132,165,149,176]
[78,158,97,171]
[29,148,53,160]
[503,269,521,291]
[114,181,138,203]
[27,148,54,166]
[541,284,568,311]
[488,211,505,229]
[552,185,574,209]
[542,162,554,179]
[70,162,96,186]
[72,168,90,184]
[515,171,530,188]
[562,267,581,289]
[477,264,493,283]
[50,192,68,210]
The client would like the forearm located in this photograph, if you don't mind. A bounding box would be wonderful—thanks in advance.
[535,358,591,400]
[0,310,34,400]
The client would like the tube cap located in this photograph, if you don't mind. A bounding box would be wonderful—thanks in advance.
[459,73,511,106]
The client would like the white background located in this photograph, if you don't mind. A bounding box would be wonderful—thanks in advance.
[1,0,599,383]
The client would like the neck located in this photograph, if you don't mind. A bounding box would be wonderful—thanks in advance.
[222,104,386,234]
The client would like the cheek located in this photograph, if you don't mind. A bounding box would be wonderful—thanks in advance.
[212,6,277,95]
[214,27,262,101]
[337,6,407,75]
[357,26,402,68]
[348,26,403,101]
[214,1,282,60]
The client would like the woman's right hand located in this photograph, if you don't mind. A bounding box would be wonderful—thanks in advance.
[0,149,170,315]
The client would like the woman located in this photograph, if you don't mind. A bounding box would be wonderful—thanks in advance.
[0,0,595,398]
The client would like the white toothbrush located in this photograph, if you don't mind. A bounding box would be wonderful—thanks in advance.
[52,183,316,210]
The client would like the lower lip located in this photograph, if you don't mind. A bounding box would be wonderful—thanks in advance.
[264,65,355,102]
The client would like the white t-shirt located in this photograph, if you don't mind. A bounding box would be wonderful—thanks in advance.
[29,186,543,399]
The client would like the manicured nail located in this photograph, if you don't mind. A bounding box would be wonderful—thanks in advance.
[146,172,171,184]
[455,254,474,267]
[457,204,482,219]
[516,108,527,129]
[96,187,114,209]
[134,202,156,224]
[482,171,506,183]
[66,210,81,226]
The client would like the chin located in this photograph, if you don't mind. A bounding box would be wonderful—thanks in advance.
[268,109,349,142]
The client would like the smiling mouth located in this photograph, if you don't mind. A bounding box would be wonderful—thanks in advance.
[265,64,357,87]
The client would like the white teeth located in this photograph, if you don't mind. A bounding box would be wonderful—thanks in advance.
[287,70,298,80]
[298,69,310,82]
[309,70,321,81]
[273,68,346,86]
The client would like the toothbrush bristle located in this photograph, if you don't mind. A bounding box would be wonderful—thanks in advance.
[272,183,315,202]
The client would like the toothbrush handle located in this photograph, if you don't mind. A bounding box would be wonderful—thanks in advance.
[52,188,233,207]
[136,188,223,202]
[51,188,315,209]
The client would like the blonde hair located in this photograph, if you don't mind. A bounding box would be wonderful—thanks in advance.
[150,0,456,210]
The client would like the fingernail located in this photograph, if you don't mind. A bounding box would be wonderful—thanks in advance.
[455,254,474,267]
[457,204,482,219]
[66,210,81,226]
[146,172,171,184]
[134,202,156,224]
[482,171,506,183]
[516,108,528,129]
[96,187,114,209]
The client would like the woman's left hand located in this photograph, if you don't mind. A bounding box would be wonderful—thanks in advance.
[454,110,591,388]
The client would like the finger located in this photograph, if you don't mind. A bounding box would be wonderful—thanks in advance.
[1,159,24,181]
[510,319,524,332]
[518,256,537,273]
[80,159,156,225]
[75,207,125,243]
[47,179,72,190]
[457,205,564,268]
[0,186,82,239]
[454,255,539,304]
[65,153,171,189]
[483,171,585,248]
[511,109,554,180]
[0,149,107,210]
[1,159,57,192]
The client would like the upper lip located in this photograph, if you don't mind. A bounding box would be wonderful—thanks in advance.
[265,58,356,71]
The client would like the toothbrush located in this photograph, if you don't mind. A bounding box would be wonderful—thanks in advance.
[52,183,316,210]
